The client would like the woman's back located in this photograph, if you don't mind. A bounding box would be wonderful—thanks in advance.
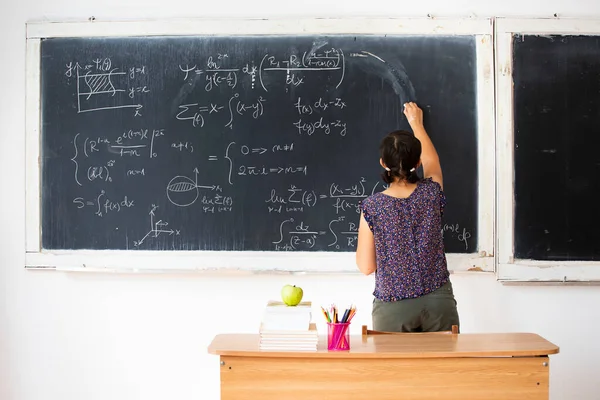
[360,177,449,301]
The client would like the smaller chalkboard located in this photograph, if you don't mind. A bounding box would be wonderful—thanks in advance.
[512,34,600,261]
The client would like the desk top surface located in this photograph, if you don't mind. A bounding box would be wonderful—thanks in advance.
[208,332,559,359]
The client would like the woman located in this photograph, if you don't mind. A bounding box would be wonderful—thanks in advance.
[356,102,459,332]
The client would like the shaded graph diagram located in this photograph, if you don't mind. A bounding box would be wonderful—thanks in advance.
[166,168,219,207]
[67,58,149,115]
[77,68,143,114]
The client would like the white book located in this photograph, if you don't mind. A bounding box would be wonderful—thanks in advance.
[261,318,311,331]
[259,346,317,352]
[259,322,317,335]
[261,300,313,331]
[261,340,317,346]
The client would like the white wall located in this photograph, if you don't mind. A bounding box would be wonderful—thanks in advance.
[3,1,600,400]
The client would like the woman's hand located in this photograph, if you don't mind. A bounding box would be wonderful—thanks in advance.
[403,101,443,189]
[403,102,423,127]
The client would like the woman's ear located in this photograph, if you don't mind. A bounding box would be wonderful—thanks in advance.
[379,158,387,170]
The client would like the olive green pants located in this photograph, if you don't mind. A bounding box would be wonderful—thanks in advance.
[372,280,460,333]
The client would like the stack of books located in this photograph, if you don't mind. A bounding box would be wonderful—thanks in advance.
[259,300,318,351]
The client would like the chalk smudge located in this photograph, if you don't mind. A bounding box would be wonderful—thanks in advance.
[350,50,417,105]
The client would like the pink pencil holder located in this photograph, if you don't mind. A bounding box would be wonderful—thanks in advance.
[327,322,350,351]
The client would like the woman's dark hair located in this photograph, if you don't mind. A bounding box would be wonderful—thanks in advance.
[379,130,422,184]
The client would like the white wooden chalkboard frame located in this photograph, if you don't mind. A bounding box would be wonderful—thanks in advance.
[25,17,495,273]
[495,17,600,282]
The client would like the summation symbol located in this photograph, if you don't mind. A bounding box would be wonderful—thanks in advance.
[166,168,220,207]
[133,205,181,247]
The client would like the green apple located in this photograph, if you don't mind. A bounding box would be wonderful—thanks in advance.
[281,284,303,306]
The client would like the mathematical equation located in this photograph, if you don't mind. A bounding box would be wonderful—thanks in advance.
[70,129,165,186]
[72,190,135,218]
[264,177,381,215]
[272,216,358,251]
[178,46,345,93]
[270,218,474,251]
[176,93,266,130]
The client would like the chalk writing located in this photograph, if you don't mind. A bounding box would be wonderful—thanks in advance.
[133,205,181,247]
[294,97,347,115]
[72,190,135,217]
[43,37,476,254]
[166,168,221,207]
[65,58,149,116]
[293,117,347,136]
[443,223,472,251]
[259,47,346,91]
[71,130,164,186]
[201,193,234,214]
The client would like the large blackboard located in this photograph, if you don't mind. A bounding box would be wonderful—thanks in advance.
[40,34,478,253]
[513,34,600,261]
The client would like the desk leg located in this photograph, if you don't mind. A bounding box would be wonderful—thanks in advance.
[219,355,550,400]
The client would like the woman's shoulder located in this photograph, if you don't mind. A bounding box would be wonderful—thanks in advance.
[416,177,446,212]
[360,192,386,209]
[418,177,444,193]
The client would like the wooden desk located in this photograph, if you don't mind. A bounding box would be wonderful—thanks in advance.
[208,332,559,400]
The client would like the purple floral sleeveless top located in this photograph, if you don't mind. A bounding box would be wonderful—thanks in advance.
[359,178,449,301]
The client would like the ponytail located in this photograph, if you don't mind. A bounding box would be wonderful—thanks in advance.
[406,167,419,184]
[380,165,419,184]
